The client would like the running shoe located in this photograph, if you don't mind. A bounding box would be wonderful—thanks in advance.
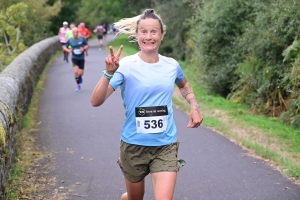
[75,85,81,92]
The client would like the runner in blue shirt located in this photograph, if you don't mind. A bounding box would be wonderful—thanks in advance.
[91,9,203,200]
[62,27,89,92]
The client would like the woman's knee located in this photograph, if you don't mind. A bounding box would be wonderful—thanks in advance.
[120,192,127,200]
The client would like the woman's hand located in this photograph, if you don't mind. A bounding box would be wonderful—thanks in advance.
[187,104,203,128]
[105,45,123,74]
[176,77,204,128]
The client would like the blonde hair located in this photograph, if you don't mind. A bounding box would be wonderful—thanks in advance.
[113,9,167,42]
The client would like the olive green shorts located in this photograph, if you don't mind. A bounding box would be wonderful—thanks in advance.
[117,140,180,183]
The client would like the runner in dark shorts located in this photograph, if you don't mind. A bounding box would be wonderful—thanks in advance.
[93,23,106,50]
[71,59,85,70]
[62,27,89,92]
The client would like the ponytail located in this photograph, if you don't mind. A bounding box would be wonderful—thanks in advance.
[114,9,166,42]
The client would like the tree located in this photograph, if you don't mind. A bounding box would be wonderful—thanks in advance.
[0,2,28,69]
[48,0,82,35]
[0,0,61,70]
[187,0,255,96]
[153,0,196,60]
[20,0,61,46]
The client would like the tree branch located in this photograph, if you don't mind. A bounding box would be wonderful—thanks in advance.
[3,32,11,57]
[11,26,20,54]
[0,60,4,69]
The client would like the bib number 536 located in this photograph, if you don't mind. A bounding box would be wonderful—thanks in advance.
[135,105,168,134]
[144,119,163,129]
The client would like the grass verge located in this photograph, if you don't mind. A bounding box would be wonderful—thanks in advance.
[179,60,300,182]
[4,51,62,199]
[107,36,300,183]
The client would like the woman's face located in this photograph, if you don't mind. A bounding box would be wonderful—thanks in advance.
[136,18,164,54]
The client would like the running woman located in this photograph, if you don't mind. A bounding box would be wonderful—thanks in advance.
[62,27,89,92]
[91,9,203,200]
[58,21,70,62]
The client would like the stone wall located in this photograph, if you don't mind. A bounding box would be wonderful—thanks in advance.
[0,36,61,197]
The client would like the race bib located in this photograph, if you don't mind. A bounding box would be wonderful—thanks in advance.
[135,105,168,134]
[73,48,82,55]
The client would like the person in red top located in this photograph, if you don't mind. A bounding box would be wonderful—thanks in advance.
[78,22,90,56]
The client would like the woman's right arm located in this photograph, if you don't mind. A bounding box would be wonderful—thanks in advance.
[90,77,114,107]
[91,45,123,107]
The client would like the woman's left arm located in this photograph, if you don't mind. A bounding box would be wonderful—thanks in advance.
[176,77,203,128]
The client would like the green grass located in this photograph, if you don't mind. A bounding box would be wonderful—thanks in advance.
[107,34,139,55]
[181,59,300,139]
[4,51,62,199]
[107,37,300,180]
[240,138,300,178]
[181,61,300,178]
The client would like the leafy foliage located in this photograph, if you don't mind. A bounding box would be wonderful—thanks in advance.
[279,39,300,128]
[48,0,82,35]
[78,0,139,30]
[153,0,195,60]
[230,0,300,127]
[21,0,61,46]
[0,2,28,69]
[0,0,61,70]
[187,0,255,96]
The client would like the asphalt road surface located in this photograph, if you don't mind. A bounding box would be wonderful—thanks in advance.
[37,35,300,200]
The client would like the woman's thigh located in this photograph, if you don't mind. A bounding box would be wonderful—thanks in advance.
[152,172,177,200]
[124,176,145,200]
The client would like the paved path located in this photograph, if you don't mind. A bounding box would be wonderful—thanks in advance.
[37,35,300,199]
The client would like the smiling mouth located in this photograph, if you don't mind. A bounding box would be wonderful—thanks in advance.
[143,42,155,44]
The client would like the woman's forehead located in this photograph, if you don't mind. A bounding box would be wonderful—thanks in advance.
[138,18,161,28]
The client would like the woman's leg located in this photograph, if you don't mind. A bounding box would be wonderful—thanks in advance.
[121,176,145,200]
[151,172,177,200]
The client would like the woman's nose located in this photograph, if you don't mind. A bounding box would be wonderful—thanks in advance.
[146,32,151,39]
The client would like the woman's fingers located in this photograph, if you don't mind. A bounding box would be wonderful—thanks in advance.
[105,56,113,65]
[105,45,123,72]
[116,45,123,58]
[109,46,114,58]
[187,115,203,128]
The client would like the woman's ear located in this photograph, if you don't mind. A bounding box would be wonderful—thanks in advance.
[161,32,165,42]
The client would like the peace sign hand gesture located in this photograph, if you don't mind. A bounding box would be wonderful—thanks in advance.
[105,45,123,74]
